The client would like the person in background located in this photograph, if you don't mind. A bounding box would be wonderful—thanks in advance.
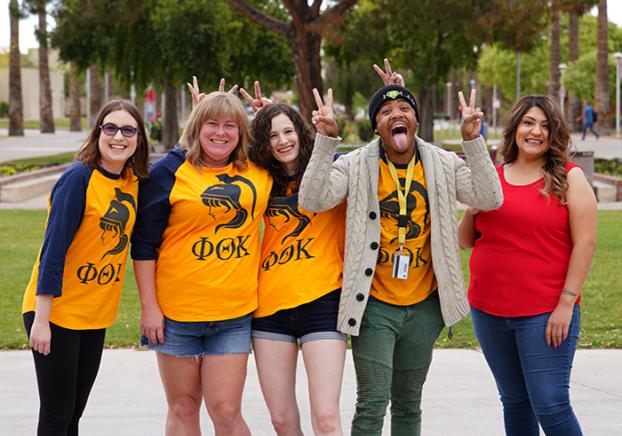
[298,59,503,436]
[132,88,271,435]
[23,99,149,435]
[581,101,599,140]
[459,94,596,436]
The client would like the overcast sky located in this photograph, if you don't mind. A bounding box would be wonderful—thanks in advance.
[1,1,622,53]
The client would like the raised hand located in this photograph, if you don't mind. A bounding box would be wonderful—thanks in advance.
[373,58,405,86]
[311,88,339,138]
[458,88,483,141]
[240,81,273,114]
[218,78,238,94]
[186,76,206,110]
[187,76,238,110]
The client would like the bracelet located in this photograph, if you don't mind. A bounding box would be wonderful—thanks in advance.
[562,288,578,297]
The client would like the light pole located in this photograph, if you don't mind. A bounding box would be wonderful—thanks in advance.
[614,52,622,137]
[559,63,567,119]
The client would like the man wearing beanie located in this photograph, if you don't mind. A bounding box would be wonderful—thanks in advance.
[299,65,502,435]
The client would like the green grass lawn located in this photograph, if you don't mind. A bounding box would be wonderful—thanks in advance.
[0,117,88,131]
[1,210,620,349]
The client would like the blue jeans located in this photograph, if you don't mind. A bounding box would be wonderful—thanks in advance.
[581,122,598,140]
[471,306,582,436]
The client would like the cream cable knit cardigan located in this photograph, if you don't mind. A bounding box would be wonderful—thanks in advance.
[299,133,503,336]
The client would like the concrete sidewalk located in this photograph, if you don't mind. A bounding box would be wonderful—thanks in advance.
[1,349,621,435]
[0,129,86,164]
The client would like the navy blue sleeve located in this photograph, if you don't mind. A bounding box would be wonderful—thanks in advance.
[131,148,184,260]
[37,163,92,296]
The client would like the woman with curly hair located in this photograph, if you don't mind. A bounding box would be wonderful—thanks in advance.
[247,96,347,435]
[458,94,597,436]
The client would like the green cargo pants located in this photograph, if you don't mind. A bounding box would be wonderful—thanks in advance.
[351,291,444,436]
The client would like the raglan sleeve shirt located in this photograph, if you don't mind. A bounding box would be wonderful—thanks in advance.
[36,163,91,297]
[131,148,183,260]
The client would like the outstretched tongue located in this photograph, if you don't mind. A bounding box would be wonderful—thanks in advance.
[393,132,408,149]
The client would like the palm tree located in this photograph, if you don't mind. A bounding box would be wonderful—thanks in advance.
[560,0,598,131]
[8,0,24,136]
[69,62,82,132]
[88,64,102,128]
[33,0,55,133]
[595,0,609,133]
[549,3,561,100]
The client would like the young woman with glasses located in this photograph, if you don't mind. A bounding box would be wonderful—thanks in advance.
[22,99,150,435]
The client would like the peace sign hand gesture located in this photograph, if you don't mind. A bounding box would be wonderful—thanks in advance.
[240,81,273,114]
[311,88,339,138]
[373,58,405,87]
[186,76,238,110]
[458,89,483,141]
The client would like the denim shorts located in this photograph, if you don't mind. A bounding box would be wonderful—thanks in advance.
[252,289,346,344]
[141,313,252,357]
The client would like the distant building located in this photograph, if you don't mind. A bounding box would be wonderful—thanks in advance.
[0,48,65,120]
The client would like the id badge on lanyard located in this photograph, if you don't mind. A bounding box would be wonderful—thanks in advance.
[387,154,415,281]
[392,247,410,280]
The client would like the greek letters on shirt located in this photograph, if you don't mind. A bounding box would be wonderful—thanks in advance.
[74,187,136,285]
[190,173,258,262]
[261,193,316,271]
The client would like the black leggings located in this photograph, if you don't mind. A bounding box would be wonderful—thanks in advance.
[23,312,106,436]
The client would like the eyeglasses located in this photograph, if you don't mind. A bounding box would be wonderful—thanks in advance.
[100,123,140,138]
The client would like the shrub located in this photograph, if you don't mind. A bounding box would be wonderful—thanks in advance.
[0,101,9,118]
[594,158,622,178]
[356,118,373,142]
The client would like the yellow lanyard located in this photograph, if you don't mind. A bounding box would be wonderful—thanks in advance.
[386,154,415,248]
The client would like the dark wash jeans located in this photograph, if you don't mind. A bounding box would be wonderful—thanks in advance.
[351,292,444,436]
[471,305,582,436]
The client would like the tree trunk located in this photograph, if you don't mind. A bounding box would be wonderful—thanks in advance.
[418,85,435,143]
[69,63,82,132]
[88,64,102,128]
[568,10,582,132]
[548,7,561,100]
[515,52,521,99]
[291,29,323,122]
[162,76,179,150]
[595,0,610,133]
[226,0,356,122]
[8,0,24,136]
[37,0,54,133]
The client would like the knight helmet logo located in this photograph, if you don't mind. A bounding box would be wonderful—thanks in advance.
[99,187,136,259]
[266,193,313,244]
[379,179,429,244]
[201,174,257,233]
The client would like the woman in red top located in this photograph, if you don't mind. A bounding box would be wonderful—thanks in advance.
[458,95,596,436]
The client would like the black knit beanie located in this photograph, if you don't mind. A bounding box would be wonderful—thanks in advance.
[368,85,419,130]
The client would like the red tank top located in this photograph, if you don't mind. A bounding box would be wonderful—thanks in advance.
[468,162,580,317]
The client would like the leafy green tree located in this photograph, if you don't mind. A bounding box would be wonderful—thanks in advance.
[228,0,357,121]
[325,0,547,142]
[562,50,616,104]
[51,0,293,147]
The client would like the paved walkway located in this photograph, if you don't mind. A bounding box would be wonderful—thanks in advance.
[0,129,86,164]
[1,349,621,435]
